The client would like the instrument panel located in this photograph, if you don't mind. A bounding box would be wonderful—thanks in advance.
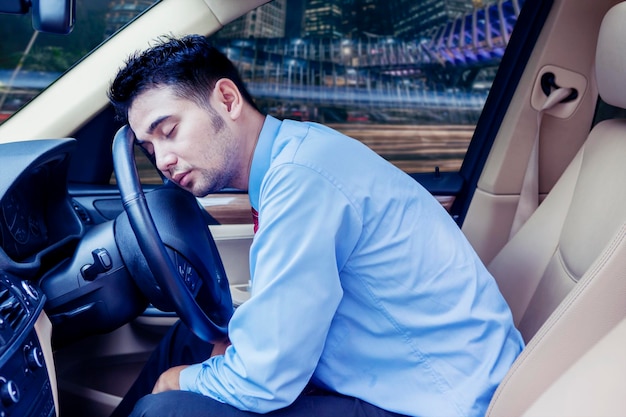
[0,166,50,262]
[0,139,83,267]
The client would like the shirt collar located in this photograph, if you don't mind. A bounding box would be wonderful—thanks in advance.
[248,115,281,211]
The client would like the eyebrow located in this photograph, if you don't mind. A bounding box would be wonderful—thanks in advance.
[147,115,171,135]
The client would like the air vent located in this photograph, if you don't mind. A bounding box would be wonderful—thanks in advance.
[0,283,28,333]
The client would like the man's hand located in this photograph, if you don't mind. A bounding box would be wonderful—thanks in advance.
[152,339,231,394]
[152,365,188,393]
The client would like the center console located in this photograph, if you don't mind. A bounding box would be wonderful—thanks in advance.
[0,272,54,417]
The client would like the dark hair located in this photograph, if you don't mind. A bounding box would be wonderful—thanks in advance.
[108,34,258,122]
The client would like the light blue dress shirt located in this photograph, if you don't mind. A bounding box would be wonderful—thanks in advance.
[180,115,524,416]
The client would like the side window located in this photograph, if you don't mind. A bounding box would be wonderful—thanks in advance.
[138,0,526,224]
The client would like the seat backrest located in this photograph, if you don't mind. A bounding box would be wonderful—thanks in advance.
[522,316,626,416]
[486,2,626,415]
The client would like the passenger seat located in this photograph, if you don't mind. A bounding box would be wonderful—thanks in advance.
[486,2,626,415]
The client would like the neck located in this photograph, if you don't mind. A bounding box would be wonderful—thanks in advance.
[231,108,265,191]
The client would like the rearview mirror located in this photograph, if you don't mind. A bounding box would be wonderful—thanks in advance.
[0,0,75,35]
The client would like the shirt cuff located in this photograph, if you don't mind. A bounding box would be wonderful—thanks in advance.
[179,363,204,391]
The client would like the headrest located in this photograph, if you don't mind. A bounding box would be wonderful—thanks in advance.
[596,2,626,109]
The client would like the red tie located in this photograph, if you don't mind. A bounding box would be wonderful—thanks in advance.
[251,207,259,234]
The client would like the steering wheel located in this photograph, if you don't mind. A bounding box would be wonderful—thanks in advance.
[112,125,233,342]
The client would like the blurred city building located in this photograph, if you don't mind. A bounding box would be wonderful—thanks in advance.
[392,0,475,38]
[104,0,154,38]
[96,0,520,125]
[303,0,344,38]
[216,0,287,39]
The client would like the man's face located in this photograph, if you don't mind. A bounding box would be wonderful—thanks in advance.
[128,86,240,197]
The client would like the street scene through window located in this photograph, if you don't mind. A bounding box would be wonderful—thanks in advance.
[0,0,524,180]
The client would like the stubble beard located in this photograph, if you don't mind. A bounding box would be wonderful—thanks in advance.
[194,120,240,197]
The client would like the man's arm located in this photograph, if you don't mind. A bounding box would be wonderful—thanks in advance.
[176,164,361,413]
[153,339,231,393]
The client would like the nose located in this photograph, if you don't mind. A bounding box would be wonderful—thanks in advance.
[153,144,177,175]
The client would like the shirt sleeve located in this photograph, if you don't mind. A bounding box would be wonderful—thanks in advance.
[179,163,362,412]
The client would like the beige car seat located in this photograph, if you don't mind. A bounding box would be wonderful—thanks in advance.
[486,2,626,415]
[522,316,626,416]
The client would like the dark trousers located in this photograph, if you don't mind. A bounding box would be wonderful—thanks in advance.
[111,321,407,417]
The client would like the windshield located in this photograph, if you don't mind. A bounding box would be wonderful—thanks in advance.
[0,0,159,123]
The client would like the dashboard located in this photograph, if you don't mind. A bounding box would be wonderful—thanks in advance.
[0,271,52,417]
[0,139,82,417]
[0,138,188,416]
[1,167,52,262]
[0,139,83,269]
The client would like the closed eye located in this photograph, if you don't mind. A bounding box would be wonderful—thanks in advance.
[165,124,177,139]
[135,140,154,156]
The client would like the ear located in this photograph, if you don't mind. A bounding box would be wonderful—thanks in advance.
[213,78,243,121]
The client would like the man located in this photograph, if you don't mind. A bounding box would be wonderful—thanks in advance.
[108,34,524,417]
